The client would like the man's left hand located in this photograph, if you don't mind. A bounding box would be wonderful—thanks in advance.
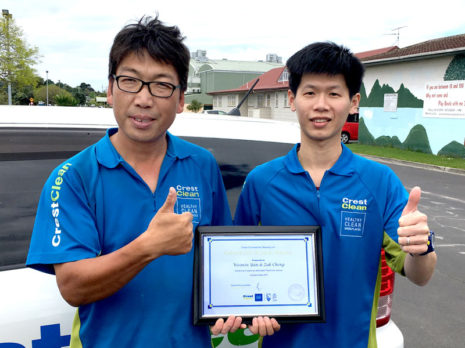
[248,316,281,336]
[397,186,430,255]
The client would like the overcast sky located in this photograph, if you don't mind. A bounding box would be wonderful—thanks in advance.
[3,0,465,91]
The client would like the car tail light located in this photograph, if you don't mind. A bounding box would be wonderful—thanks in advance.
[376,248,395,327]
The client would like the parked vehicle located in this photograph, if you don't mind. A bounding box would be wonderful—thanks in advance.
[341,112,359,144]
[202,109,228,115]
[0,106,402,347]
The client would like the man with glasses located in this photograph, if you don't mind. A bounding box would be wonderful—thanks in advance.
[26,15,243,347]
[112,75,181,98]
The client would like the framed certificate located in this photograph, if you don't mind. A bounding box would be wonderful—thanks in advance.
[193,225,325,325]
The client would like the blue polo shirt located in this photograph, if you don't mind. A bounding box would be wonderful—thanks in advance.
[27,128,232,347]
[234,144,408,348]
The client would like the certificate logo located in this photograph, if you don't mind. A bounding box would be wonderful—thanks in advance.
[288,284,305,302]
[255,294,263,302]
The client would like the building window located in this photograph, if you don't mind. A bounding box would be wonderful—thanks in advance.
[278,68,289,82]
[218,96,223,107]
[257,94,264,108]
[275,92,279,108]
[283,93,289,107]
[228,95,236,107]
[266,94,271,107]
[213,96,217,107]
[249,95,256,107]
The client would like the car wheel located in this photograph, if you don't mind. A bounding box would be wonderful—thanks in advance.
[341,132,350,144]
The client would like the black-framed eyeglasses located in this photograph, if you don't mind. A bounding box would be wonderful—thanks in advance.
[112,75,181,98]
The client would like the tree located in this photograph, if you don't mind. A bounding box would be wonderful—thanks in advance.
[187,99,203,113]
[13,84,34,105]
[79,82,95,93]
[72,89,87,105]
[72,82,96,106]
[33,85,71,105]
[55,94,78,106]
[0,14,40,104]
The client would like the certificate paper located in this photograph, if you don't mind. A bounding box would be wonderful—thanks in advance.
[193,226,325,325]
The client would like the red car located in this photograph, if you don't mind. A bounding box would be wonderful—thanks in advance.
[341,113,359,144]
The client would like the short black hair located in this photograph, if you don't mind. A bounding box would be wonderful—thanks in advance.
[108,15,190,91]
[286,42,365,98]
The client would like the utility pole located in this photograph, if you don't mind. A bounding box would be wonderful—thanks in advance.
[2,9,13,105]
[46,70,49,106]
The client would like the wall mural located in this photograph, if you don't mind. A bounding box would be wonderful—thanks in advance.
[358,54,465,158]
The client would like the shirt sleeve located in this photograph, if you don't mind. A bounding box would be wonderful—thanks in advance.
[26,162,101,274]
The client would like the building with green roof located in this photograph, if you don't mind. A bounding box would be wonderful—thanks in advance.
[185,50,283,109]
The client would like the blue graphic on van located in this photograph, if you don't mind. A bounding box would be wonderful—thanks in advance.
[0,324,70,348]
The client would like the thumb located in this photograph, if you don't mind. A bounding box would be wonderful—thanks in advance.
[401,186,421,216]
[158,187,177,214]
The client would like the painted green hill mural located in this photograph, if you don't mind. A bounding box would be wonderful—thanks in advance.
[438,141,465,158]
[359,119,465,157]
[397,83,423,108]
[359,118,432,154]
[359,79,423,108]
[402,125,432,154]
[358,118,375,145]
[359,83,368,106]
[359,53,465,108]
[374,135,403,149]
[361,80,395,107]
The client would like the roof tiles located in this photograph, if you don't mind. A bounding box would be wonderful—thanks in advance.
[360,33,465,61]
[209,32,465,94]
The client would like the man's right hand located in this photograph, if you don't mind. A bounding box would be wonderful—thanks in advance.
[54,187,194,307]
[144,187,194,257]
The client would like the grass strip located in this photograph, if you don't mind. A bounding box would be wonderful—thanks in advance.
[347,144,465,170]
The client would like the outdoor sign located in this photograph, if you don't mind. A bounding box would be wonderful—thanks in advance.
[423,80,465,118]
[384,93,398,112]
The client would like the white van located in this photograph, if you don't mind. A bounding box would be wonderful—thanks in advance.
[0,105,403,348]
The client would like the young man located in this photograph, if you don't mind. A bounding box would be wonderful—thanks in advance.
[26,16,241,347]
[234,42,437,347]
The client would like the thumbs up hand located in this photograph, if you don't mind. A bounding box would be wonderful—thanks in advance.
[144,187,193,258]
[157,186,178,214]
[397,186,430,255]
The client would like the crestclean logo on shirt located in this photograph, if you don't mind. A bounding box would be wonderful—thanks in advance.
[341,197,367,211]
[50,163,72,247]
[340,196,368,237]
[175,184,201,223]
[175,185,199,197]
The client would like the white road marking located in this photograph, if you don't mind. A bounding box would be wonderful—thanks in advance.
[410,188,465,205]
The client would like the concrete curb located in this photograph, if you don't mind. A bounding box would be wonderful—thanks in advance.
[360,154,465,176]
